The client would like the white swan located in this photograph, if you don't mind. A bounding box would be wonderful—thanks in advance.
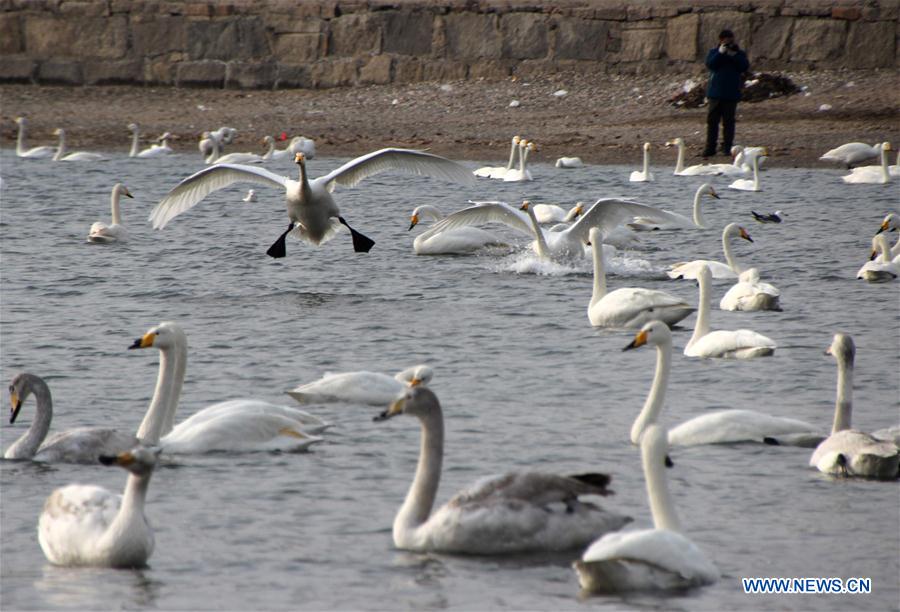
[503,140,537,182]
[685,264,776,359]
[243,189,257,203]
[629,142,654,182]
[532,202,584,224]
[820,142,881,167]
[856,234,898,282]
[876,212,900,257]
[555,156,584,168]
[666,137,747,176]
[408,205,508,255]
[428,199,669,263]
[262,135,292,161]
[52,129,104,162]
[574,424,718,593]
[728,153,762,191]
[287,365,433,405]
[87,183,134,244]
[199,131,217,161]
[210,126,237,145]
[262,135,315,161]
[628,184,720,231]
[810,334,899,480]
[732,145,768,172]
[374,386,632,553]
[5,373,139,463]
[38,446,159,568]
[15,117,55,158]
[129,321,328,453]
[587,227,694,329]
[137,132,174,158]
[667,222,752,280]
[208,137,264,165]
[150,149,475,258]
[719,268,782,311]
[625,321,813,446]
[474,136,520,179]
[842,142,893,184]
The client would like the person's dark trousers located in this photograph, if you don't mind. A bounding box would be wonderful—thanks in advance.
[704,98,738,156]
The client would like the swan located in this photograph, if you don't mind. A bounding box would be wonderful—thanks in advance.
[150,149,475,258]
[199,131,217,161]
[263,135,316,161]
[751,210,783,224]
[665,138,747,176]
[719,268,782,311]
[127,123,154,157]
[474,136,520,179]
[555,156,584,168]
[820,142,881,167]
[667,222,753,280]
[87,183,134,244]
[137,132,174,158]
[629,142,654,182]
[587,227,694,329]
[684,264,776,358]
[129,321,328,453]
[52,129,104,162]
[210,126,237,145]
[290,136,316,159]
[287,364,433,405]
[628,184,720,231]
[810,334,899,480]
[4,373,139,463]
[38,446,159,568]
[208,137,265,165]
[732,145,768,172]
[625,321,813,446]
[262,135,292,161]
[532,202,584,224]
[503,140,537,182]
[574,424,718,593]
[243,189,257,203]
[15,117,55,158]
[427,198,669,263]
[842,142,893,184]
[728,153,762,191]
[856,234,898,282]
[408,205,508,255]
[374,386,632,553]
[876,212,900,257]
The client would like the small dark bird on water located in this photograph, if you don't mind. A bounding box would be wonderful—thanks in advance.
[751,210,783,224]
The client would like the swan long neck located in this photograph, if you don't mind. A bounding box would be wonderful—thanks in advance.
[642,146,650,175]
[590,235,607,308]
[750,155,760,190]
[297,160,312,200]
[136,336,187,444]
[264,138,275,157]
[692,188,707,228]
[394,409,444,543]
[110,188,123,225]
[630,341,671,444]
[53,131,66,161]
[206,138,220,163]
[517,143,527,173]
[505,140,518,171]
[129,128,139,157]
[4,376,52,459]
[524,207,550,259]
[102,471,152,553]
[16,121,26,155]
[722,229,742,274]
[673,141,685,174]
[879,146,890,183]
[831,352,854,433]
[643,435,681,532]
[689,271,712,347]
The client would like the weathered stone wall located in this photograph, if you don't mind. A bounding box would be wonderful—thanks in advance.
[1,0,896,88]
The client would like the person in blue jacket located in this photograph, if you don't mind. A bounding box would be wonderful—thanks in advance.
[702,29,750,157]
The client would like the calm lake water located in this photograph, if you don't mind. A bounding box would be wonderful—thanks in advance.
[1,148,898,611]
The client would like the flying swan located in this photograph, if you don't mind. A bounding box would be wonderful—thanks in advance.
[373,386,632,553]
[287,365,433,405]
[87,183,134,244]
[149,149,476,258]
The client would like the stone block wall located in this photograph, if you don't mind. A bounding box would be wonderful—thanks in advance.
[0,0,896,88]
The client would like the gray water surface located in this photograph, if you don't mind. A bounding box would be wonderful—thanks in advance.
[1,150,898,611]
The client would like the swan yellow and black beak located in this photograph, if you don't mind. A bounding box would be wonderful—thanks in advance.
[294,152,305,164]
[408,214,419,231]
[708,188,720,199]
[623,329,649,351]
[869,249,878,261]
[374,396,405,422]
[123,188,134,199]
[99,450,135,467]
[9,390,22,424]
[129,331,156,350]
[409,377,423,387]
[574,203,585,218]
[519,200,531,211]
[739,227,753,243]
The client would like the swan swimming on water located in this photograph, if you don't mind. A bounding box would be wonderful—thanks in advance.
[38,445,159,568]
[149,149,475,258]
[842,142,894,184]
[627,184,720,231]
[856,233,898,283]
[407,205,508,255]
[4,373,139,463]
[287,365,433,405]
[53,129,104,162]
[14,117,55,158]
[719,267,782,311]
[665,137,748,176]
[474,136,520,179]
[728,152,763,191]
[87,183,134,244]
[667,222,753,280]
[373,386,632,553]
[574,424,718,593]
[503,139,537,182]
[629,142,654,182]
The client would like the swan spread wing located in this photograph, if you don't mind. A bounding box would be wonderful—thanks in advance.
[568,199,669,244]
[35,428,140,464]
[318,148,476,193]
[149,164,289,229]
[426,201,535,237]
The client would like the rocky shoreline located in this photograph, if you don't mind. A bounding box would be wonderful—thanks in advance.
[3,68,898,167]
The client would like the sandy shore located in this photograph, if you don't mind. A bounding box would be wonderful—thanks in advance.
[3,68,898,166]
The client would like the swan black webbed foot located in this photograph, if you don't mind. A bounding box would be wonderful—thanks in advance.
[267,222,295,259]
[338,216,375,253]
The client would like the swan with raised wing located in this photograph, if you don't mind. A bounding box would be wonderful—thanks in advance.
[667,223,752,279]
[408,205,508,255]
[149,149,475,258]
[53,129,104,162]
[574,424,718,593]
[628,184,720,231]
[15,117,55,158]
[129,321,329,453]
[810,334,899,480]
[38,446,159,567]
[287,365,433,405]
[374,386,632,553]
[5,373,139,463]
[87,183,134,244]
[587,227,694,329]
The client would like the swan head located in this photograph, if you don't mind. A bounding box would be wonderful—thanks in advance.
[99,446,162,476]
[877,213,899,234]
[622,320,672,352]
[129,321,185,352]
[700,183,720,199]
[8,373,42,425]
[527,141,538,153]
[725,223,753,243]
[294,152,306,165]
[408,212,420,231]
[825,333,855,366]
[405,365,433,387]
[15,116,26,125]
[869,234,890,260]
[881,142,893,152]
[263,135,274,145]
[512,135,521,144]
[519,200,531,211]
[664,138,683,148]
[114,183,134,199]
[53,128,64,137]
[374,385,438,422]
[127,123,138,132]
[642,142,651,152]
